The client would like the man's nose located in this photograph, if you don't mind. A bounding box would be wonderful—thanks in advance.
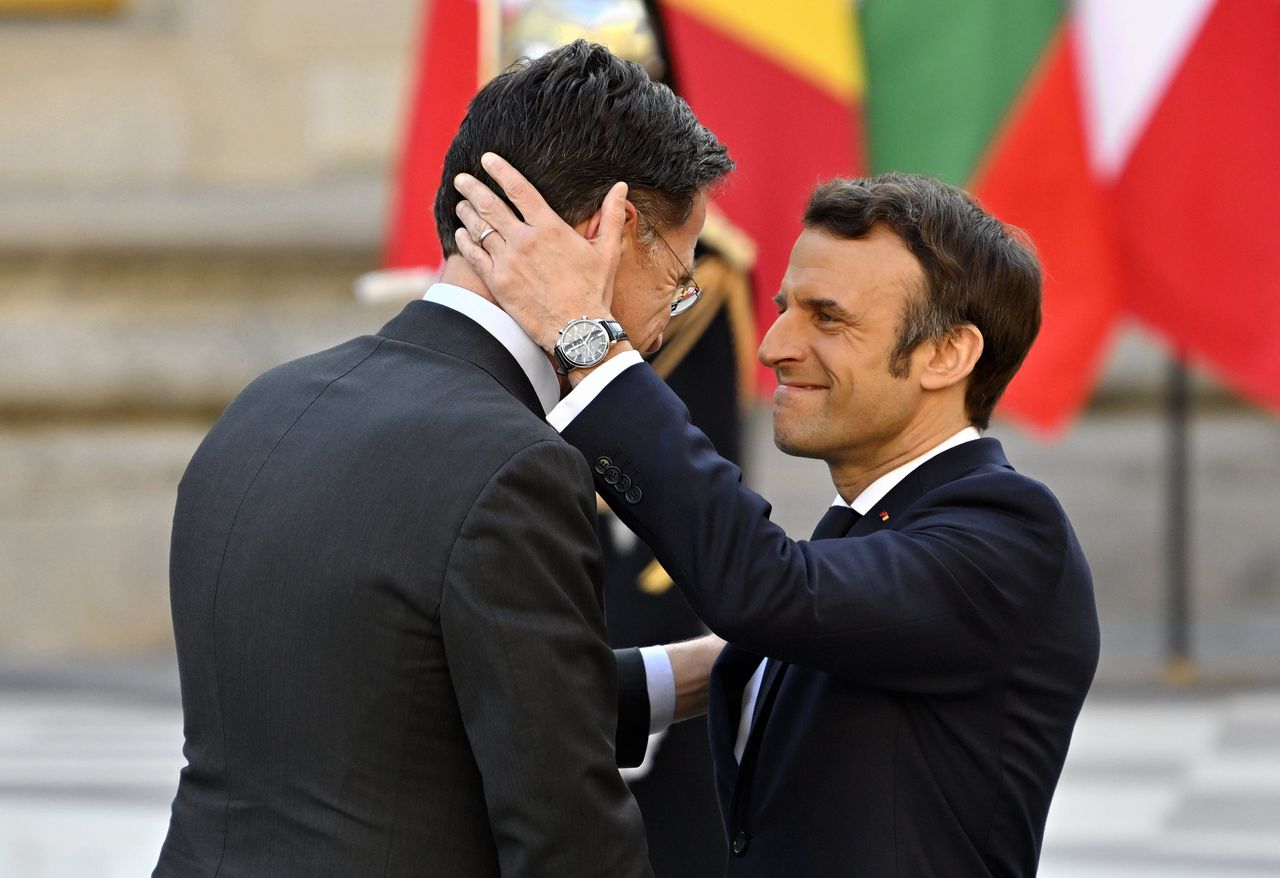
[758,311,799,368]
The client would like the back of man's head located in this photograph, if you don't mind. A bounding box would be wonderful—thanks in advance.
[435,40,732,254]
[804,173,1042,430]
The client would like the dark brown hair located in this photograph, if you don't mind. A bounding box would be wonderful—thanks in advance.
[435,40,732,255]
[803,173,1042,429]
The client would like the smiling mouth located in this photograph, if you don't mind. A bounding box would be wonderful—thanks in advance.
[774,383,828,399]
[776,380,827,391]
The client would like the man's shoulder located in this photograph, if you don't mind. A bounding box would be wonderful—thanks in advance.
[268,328,559,441]
[900,439,1075,543]
[924,460,1069,526]
[915,438,1060,507]
[234,334,385,401]
[214,331,571,480]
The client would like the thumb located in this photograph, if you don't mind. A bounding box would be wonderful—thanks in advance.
[598,181,629,249]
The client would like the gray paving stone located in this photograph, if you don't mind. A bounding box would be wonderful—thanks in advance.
[1217,719,1280,752]
[2,662,1278,876]
[1165,794,1280,832]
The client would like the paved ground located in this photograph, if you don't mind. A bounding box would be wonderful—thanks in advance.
[1,403,1275,874]
[1,659,1277,877]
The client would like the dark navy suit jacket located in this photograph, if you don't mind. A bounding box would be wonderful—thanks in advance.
[156,302,651,878]
[572,365,1100,877]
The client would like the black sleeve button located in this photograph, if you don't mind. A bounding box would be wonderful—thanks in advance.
[603,465,621,485]
[594,456,612,474]
[624,486,643,504]
[615,474,632,492]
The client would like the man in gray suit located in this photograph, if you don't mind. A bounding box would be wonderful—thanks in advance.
[153,41,731,877]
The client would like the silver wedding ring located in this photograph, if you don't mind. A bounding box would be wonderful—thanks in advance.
[477,226,498,245]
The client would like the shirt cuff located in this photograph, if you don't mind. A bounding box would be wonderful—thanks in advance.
[639,644,676,735]
[545,350,645,432]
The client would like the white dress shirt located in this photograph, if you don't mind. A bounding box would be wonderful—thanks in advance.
[422,283,561,416]
[545,355,982,755]
[545,349,645,430]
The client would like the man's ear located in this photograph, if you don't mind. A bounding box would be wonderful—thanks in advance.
[581,199,639,243]
[919,324,984,391]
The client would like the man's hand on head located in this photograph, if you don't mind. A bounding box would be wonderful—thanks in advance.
[453,153,630,355]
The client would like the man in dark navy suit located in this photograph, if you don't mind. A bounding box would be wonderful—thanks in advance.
[456,162,1101,876]
[154,42,733,878]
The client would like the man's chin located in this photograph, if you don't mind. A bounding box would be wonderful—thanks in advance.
[772,430,823,461]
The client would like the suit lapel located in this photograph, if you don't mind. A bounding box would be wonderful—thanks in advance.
[720,439,1012,820]
[747,505,864,741]
[857,437,1013,534]
[726,505,864,827]
[377,300,546,418]
[708,644,765,787]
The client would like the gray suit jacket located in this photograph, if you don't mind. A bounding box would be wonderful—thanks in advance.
[154,300,651,878]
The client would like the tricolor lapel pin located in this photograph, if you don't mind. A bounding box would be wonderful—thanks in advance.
[879,510,890,522]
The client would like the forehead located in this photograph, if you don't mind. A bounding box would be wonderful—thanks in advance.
[781,225,923,310]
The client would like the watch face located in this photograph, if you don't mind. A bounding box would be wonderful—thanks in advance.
[560,320,610,367]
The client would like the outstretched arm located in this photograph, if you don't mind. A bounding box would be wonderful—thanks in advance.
[616,634,726,765]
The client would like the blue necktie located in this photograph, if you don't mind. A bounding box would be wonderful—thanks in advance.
[750,505,862,730]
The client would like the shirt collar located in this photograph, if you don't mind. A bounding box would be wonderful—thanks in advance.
[422,283,560,416]
[833,426,983,516]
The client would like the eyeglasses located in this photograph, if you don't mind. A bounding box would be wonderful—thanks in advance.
[652,229,703,317]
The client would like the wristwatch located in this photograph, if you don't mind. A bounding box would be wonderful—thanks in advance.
[552,317,629,374]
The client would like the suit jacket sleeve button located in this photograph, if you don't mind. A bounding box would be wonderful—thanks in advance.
[731,831,749,855]
[616,474,632,492]
[594,456,612,474]
[624,486,643,504]
[602,465,621,485]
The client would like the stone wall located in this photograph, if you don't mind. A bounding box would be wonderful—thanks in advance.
[1,1,1275,677]
[1,0,416,653]
[1,0,417,250]
[0,247,404,654]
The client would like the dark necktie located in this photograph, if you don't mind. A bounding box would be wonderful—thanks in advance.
[810,504,862,541]
[749,505,862,733]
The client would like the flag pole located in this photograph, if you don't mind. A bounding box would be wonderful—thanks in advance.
[478,0,502,83]
[1163,353,1195,684]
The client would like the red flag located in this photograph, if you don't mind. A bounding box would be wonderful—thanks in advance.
[1106,0,1280,411]
[972,24,1125,434]
[385,0,480,272]
[654,0,865,390]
